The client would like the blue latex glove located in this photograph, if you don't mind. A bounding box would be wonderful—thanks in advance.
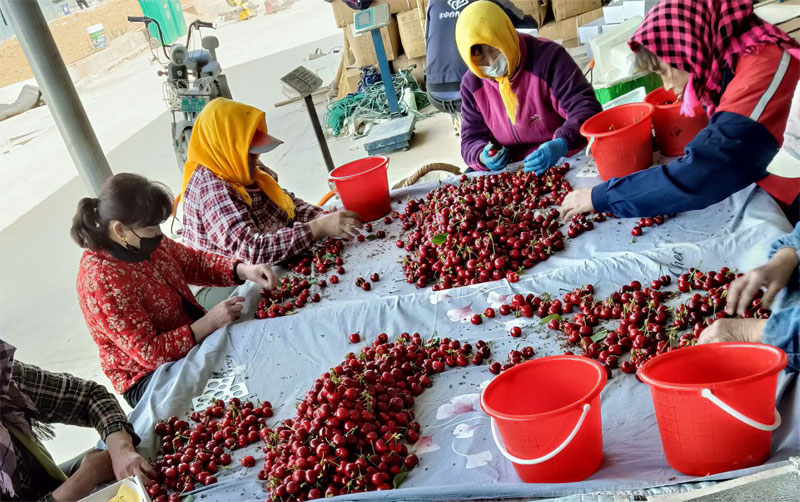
[479,143,509,171]
[523,138,569,175]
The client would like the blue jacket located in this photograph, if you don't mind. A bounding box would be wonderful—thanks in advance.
[763,223,800,372]
[424,0,532,94]
[591,45,800,218]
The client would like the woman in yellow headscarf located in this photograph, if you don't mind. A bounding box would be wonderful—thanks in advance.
[456,1,601,173]
[180,98,362,271]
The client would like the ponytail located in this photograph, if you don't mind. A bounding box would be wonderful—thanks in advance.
[70,197,108,250]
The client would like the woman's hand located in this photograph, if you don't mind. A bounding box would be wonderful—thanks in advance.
[559,187,594,222]
[479,143,509,171]
[698,318,767,345]
[236,263,279,290]
[191,296,245,342]
[726,247,799,316]
[309,210,363,240]
[105,430,156,484]
[523,138,568,176]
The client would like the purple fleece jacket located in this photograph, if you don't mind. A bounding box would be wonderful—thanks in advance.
[460,34,602,170]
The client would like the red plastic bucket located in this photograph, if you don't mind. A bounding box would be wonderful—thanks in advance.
[638,343,787,475]
[480,356,607,482]
[580,103,655,181]
[644,87,708,156]
[328,156,391,222]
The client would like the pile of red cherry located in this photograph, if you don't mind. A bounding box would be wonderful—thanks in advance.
[148,399,273,501]
[256,238,345,318]
[392,166,609,290]
[490,268,771,375]
[488,343,536,374]
[631,215,669,237]
[258,332,488,501]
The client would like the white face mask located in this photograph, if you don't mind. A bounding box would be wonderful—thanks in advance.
[480,54,508,78]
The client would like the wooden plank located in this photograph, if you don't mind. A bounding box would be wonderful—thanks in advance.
[273,87,330,108]
[778,17,800,34]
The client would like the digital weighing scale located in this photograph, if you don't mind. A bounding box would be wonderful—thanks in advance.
[352,4,416,155]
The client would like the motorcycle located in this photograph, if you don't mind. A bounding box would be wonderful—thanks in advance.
[128,16,233,171]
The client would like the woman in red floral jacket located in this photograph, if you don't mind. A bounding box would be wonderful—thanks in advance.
[72,174,278,407]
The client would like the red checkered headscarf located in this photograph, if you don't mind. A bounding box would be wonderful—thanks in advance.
[629,0,800,116]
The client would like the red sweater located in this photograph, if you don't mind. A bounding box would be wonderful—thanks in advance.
[77,237,239,394]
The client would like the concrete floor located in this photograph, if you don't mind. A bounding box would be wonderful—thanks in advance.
[0,0,343,230]
[0,24,461,465]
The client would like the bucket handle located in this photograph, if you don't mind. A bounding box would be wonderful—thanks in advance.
[585,137,595,157]
[700,388,781,432]
[489,403,591,465]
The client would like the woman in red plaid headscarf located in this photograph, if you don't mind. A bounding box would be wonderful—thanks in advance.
[561,0,800,223]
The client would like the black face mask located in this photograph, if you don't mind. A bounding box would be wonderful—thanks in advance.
[128,229,163,258]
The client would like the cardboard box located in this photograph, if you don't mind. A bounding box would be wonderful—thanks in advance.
[577,16,604,44]
[331,0,422,28]
[552,0,602,21]
[392,52,426,87]
[345,67,363,94]
[602,0,627,24]
[397,10,426,58]
[539,7,603,42]
[509,0,550,27]
[345,16,402,67]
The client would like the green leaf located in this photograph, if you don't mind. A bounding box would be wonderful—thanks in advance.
[538,313,563,325]
[431,233,447,245]
[590,329,609,343]
[366,234,378,241]
[393,471,410,488]
[182,495,194,502]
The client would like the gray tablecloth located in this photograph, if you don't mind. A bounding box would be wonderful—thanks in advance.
[129,158,798,500]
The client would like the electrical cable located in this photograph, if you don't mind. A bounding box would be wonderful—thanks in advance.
[324,67,433,137]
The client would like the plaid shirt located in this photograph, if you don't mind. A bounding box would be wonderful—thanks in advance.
[11,361,137,443]
[4,361,137,501]
[181,165,324,265]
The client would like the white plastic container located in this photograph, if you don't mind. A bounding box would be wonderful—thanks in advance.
[623,0,659,20]
[578,17,605,44]
[589,16,644,85]
[79,476,151,502]
[602,0,628,24]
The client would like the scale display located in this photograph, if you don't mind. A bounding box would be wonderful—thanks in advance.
[353,4,390,33]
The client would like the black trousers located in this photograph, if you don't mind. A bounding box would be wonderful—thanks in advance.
[123,372,153,408]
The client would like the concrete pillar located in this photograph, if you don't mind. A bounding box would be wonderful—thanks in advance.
[1,0,112,195]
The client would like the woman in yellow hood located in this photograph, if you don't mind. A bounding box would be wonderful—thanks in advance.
[180,98,362,269]
[455,1,601,174]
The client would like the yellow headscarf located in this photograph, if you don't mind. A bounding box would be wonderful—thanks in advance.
[455,1,522,124]
[181,98,295,219]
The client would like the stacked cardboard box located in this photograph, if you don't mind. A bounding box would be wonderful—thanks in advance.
[509,0,549,27]
[345,19,402,67]
[330,0,429,94]
[397,8,426,58]
[536,0,606,46]
[331,0,422,28]
[552,0,601,21]
[539,6,603,42]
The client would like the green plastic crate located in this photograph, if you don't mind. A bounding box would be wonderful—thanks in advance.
[594,73,663,105]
